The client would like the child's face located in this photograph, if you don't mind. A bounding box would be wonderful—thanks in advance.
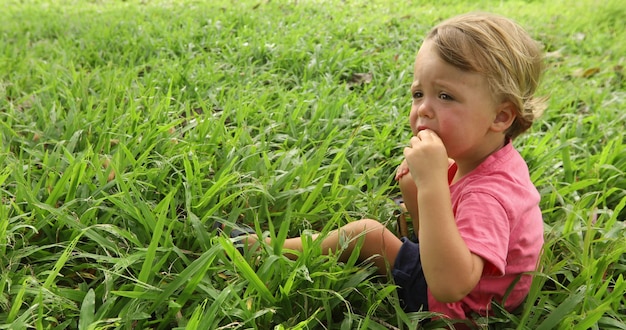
[409,39,503,160]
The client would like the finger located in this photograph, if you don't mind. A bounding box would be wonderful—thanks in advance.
[403,146,413,158]
[416,129,432,140]
[419,128,441,140]
[395,168,404,180]
[419,130,444,146]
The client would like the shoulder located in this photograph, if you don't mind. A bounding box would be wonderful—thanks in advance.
[454,144,538,202]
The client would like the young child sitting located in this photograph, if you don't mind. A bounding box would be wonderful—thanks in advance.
[234,11,546,323]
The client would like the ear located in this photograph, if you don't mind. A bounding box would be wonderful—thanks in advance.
[491,101,516,133]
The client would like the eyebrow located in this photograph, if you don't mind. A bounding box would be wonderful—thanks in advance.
[411,79,457,91]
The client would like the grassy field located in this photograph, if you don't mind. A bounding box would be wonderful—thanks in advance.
[1,0,625,328]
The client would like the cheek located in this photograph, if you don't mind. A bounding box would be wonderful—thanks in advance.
[436,118,462,144]
[409,106,419,135]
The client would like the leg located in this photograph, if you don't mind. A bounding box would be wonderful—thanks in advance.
[271,219,403,275]
[399,173,420,234]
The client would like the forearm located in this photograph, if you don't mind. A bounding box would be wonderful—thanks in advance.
[399,173,420,233]
[417,182,483,302]
[399,158,454,236]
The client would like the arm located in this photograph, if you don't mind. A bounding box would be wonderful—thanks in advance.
[397,160,420,233]
[397,158,456,236]
[404,130,484,302]
[416,179,484,302]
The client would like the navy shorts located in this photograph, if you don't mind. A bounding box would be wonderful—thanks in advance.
[392,237,428,312]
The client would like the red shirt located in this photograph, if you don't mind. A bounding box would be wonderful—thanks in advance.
[427,142,544,320]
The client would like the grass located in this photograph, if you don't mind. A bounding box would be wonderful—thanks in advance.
[0,0,625,328]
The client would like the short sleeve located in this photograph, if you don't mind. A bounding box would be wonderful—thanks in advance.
[454,192,510,276]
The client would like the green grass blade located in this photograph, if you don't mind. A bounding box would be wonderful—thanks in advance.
[149,243,221,315]
[78,289,95,330]
[7,277,30,323]
[135,189,175,291]
[42,231,85,290]
[536,286,586,330]
[218,236,276,304]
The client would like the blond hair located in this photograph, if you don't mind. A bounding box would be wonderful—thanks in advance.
[426,12,546,139]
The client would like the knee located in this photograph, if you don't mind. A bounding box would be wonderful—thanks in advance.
[361,218,384,230]
[347,219,385,234]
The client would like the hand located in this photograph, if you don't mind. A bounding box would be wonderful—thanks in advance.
[403,129,449,186]
[395,159,410,181]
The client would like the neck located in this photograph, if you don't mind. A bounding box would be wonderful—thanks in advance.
[452,136,507,183]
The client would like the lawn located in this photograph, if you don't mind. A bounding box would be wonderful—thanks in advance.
[0,0,625,328]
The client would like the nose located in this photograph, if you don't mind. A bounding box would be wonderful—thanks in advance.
[411,98,433,122]
[415,98,433,118]
[409,98,433,135]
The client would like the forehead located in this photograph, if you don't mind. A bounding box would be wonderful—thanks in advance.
[412,40,462,79]
[413,40,436,76]
[412,40,491,91]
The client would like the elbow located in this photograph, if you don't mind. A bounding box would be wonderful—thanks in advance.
[425,251,485,303]
[429,283,474,303]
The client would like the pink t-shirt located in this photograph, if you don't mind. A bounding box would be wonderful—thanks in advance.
[427,142,544,320]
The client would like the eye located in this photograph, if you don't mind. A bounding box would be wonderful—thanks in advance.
[439,93,453,101]
[412,91,423,99]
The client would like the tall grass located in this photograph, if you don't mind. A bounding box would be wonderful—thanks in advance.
[1,0,624,328]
